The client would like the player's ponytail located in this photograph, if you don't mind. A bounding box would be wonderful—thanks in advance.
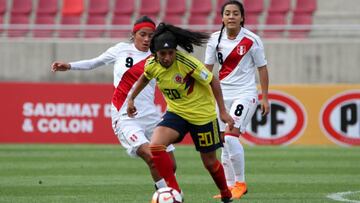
[150,23,209,53]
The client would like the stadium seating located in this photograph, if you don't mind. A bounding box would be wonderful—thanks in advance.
[8,0,32,37]
[0,0,5,34]
[288,13,313,38]
[8,14,30,37]
[294,0,317,14]
[216,0,227,14]
[84,0,109,38]
[33,0,58,38]
[163,0,186,25]
[243,0,264,15]
[139,0,161,21]
[59,0,83,38]
[245,13,260,33]
[84,15,107,38]
[268,0,291,14]
[0,0,318,39]
[33,15,56,38]
[263,13,286,38]
[62,0,83,15]
[58,15,82,38]
[189,0,212,28]
[109,15,133,38]
[114,0,135,15]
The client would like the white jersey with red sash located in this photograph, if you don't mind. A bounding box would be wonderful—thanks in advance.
[69,42,158,122]
[204,27,267,100]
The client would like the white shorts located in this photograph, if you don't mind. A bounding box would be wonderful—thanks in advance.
[218,95,258,133]
[112,113,175,157]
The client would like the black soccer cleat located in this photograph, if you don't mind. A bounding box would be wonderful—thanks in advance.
[221,197,233,203]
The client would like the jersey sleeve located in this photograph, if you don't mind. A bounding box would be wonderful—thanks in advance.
[187,54,213,85]
[204,33,218,65]
[69,43,122,70]
[143,57,156,80]
[252,37,267,68]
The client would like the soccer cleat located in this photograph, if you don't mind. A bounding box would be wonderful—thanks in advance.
[221,197,233,203]
[213,186,233,199]
[231,182,248,199]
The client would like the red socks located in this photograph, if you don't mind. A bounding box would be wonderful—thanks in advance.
[207,160,232,198]
[150,145,180,192]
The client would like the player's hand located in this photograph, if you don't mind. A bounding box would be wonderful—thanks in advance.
[220,112,234,131]
[261,99,270,116]
[51,61,70,72]
[126,99,137,118]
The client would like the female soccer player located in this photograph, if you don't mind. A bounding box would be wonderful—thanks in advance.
[127,23,234,203]
[51,16,176,190]
[204,0,270,199]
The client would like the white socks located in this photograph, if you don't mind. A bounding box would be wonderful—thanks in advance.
[223,135,245,184]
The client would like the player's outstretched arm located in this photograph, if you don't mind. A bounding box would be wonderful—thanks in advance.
[126,74,150,117]
[51,61,71,72]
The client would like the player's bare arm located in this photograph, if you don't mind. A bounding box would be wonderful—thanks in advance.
[209,76,234,130]
[258,65,269,116]
[205,64,214,72]
[51,61,71,72]
[126,74,150,117]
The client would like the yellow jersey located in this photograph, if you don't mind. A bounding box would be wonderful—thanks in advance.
[144,51,216,125]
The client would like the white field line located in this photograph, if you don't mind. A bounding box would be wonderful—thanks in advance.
[327,191,360,203]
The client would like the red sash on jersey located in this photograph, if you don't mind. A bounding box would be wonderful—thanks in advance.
[112,57,149,111]
[219,37,253,80]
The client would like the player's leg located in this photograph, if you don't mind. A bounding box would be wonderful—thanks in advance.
[190,119,232,202]
[225,96,258,199]
[213,139,236,199]
[149,111,187,192]
[113,119,163,186]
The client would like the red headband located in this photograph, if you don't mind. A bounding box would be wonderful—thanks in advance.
[133,22,156,33]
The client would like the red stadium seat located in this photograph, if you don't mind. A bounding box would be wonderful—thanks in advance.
[245,13,260,33]
[263,13,286,38]
[109,15,132,38]
[243,0,264,15]
[58,15,82,38]
[288,13,313,38]
[139,0,160,19]
[33,14,56,38]
[8,14,30,37]
[216,0,227,14]
[37,0,58,15]
[190,0,212,15]
[268,0,291,14]
[84,15,106,38]
[62,0,83,15]
[189,0,212,27]
[163,0,185,25]
[0,0,5,34]
[163,15,183,25]
[11,0,32,15]
[114,0,135,15]
[88,0,109,15]
[0,0,6,15]
[294,0,317,14]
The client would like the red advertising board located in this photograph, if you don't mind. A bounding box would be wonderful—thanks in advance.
[0,82,194,144]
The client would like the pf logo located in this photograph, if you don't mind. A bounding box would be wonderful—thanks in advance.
[320,90,360,146]
[243,91,307,145]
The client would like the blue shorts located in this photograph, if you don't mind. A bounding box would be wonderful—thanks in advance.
[158,111,223,153]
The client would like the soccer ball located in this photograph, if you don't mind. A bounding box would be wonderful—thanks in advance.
[151,187,183,203]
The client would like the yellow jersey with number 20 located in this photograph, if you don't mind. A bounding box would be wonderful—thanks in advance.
[144,51,216,125]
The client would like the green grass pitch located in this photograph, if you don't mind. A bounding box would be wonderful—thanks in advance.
[0,144,359,203]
